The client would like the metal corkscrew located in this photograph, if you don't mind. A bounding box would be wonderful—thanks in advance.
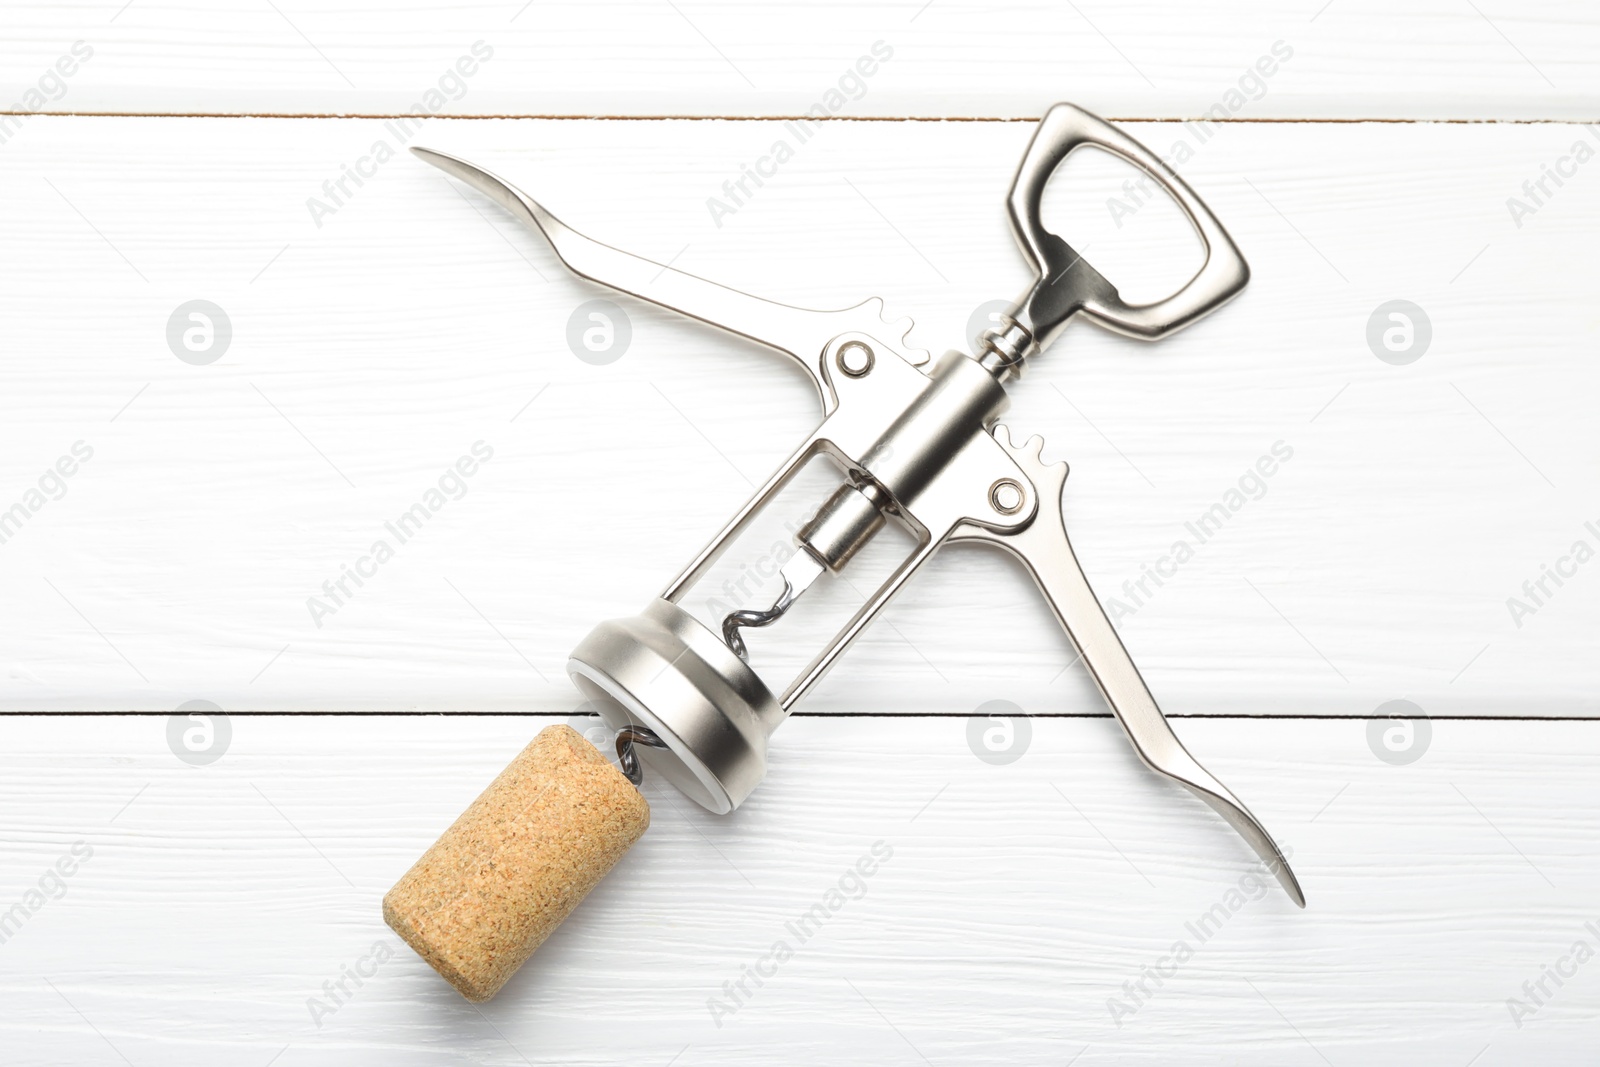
[386,102,1301,1004]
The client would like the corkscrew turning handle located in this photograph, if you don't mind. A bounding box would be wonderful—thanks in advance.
[981,103,1251,371]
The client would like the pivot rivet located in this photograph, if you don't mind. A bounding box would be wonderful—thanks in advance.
[990,479,1024,514]
[836,341,875,377]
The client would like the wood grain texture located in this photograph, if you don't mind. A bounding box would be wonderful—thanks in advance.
[0,116,1595,714]
[0,714,1595,1065]
[1,1,1597,120]
[3,5,1596,1064]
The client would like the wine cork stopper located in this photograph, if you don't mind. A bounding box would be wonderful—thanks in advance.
[384,724,650,1001]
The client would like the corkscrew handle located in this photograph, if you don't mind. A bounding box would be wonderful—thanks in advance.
[981,103,1251,370]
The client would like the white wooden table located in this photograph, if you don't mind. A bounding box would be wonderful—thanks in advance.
[2,3,1597,1063]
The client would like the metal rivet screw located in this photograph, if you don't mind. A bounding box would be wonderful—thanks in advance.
[990,479,1024,514]
[837,341,875,378]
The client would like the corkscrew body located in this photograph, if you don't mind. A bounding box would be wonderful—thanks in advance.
[412,103,1303,907]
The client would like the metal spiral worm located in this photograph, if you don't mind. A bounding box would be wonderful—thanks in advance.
[719,574,801,663]
[615,725,667,786]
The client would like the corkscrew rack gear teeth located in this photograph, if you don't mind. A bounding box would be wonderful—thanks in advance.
[387,101,1298,1005]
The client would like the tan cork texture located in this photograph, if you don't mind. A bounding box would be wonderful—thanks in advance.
[383,724,650,1002]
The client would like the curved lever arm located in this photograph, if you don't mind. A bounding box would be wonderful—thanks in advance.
[950,428,1304,906]
[412,146,914,413]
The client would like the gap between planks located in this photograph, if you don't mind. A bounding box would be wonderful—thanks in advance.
[7,111,1600,124]
[3,712,1599,721]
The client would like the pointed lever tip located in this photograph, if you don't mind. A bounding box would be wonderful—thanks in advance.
[1279,871,1307,909]
[409,145,551,234]
[409,144,463,174]
[1188,784,1305,908]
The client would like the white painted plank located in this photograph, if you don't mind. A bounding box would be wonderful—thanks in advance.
[0,115,1596,714]
[2,1,1598,120]
[0,714,1594,1064]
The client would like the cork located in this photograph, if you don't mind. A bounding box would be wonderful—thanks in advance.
[383,724,650,1001]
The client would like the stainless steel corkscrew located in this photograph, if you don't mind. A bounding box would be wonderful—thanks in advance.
[412,103,1304,908]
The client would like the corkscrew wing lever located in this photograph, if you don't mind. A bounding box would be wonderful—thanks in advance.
[412,146,924,414]
[953,428,1304,907]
